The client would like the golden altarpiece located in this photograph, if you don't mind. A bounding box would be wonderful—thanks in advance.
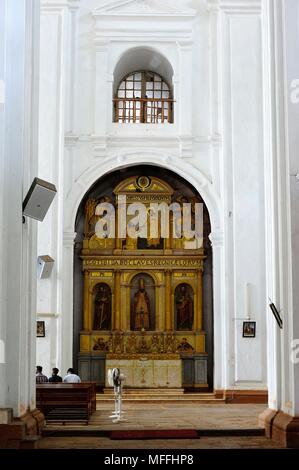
[78,176,208,389]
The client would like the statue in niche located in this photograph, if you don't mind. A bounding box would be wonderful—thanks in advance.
[133,278,151,330]
[93,284,111,330]
[175,284,194,331]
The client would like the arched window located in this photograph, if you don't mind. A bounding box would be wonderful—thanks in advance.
[114,71,173,124]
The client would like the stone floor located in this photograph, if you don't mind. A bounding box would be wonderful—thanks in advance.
[38,402,282,449]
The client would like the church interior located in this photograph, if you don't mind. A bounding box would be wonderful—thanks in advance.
[0,0,299,453]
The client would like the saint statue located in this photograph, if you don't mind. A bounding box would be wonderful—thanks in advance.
[93,284,111,330]
[175,284,194,330]
[133,278,150,330]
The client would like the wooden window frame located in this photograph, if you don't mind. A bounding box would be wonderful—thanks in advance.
[113,71,174,124]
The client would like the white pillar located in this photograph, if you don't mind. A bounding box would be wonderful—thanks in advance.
[57,231,76,376]
[0,0,40,423]
[281,0,299,420]
[209,231,227,390]
[261,0,299,447]
[36,0,79,375]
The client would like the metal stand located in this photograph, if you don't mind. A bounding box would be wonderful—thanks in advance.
[109,384,126,422]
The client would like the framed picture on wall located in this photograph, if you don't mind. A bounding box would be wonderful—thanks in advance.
[36,321,45,337]
[243,321,256,338]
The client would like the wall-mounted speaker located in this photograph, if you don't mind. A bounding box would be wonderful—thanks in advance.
[23,178,57,222]
[38,255,55,279]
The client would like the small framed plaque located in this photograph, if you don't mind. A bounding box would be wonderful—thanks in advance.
[243,321,256,338]
[36,321,45,337]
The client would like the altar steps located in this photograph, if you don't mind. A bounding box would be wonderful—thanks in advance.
[97,390,225,404]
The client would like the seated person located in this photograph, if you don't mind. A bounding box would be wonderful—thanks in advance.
[36,366,48,383]
[63,368,81,383]
[48,367,63,383]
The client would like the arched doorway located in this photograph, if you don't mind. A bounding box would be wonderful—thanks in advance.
[73,165,214,391]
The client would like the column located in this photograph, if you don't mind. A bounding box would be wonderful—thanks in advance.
[37,0,79,375]
[165,271,172,331]
[261,0,299,447]
[164,215,171,252]
[0,0,43,445]
[114,271,121,330]
[195,268,203,331]
[83,271,89,330]
[209,231,227,391]
[57,231,76,376]
[115,207,122,251]
[164,234,171,251]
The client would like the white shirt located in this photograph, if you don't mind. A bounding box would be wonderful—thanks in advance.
[63,373,81,383]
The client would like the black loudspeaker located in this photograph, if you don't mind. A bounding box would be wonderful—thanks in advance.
[269,302,283,329]
[38,255,55,279]
[23,178,57,222]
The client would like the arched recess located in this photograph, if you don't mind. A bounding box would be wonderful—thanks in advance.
[61,154,225,391]
[65,153,221,233]
[113,46,174,95]
[71,163,219,391]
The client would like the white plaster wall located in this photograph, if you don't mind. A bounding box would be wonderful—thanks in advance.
[36,316,58,378]
[220,6,267,388]
[37,0,268,390]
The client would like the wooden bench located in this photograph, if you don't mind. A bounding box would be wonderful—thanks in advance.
[36,382,96,424]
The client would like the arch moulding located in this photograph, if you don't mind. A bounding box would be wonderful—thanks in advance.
[64,151,222,234]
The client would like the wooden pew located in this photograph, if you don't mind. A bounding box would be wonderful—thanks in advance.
[36,382,96,424]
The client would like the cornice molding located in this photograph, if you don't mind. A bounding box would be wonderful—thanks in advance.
[92,0,196,19]
[208,0,261,14]
[41,0,80,12]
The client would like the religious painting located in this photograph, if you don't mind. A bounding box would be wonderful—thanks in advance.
[36,321,45,337]
[175,283,194,331]
[93,283,112,330]
[243,321,256,338]
[130,273,155,331]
